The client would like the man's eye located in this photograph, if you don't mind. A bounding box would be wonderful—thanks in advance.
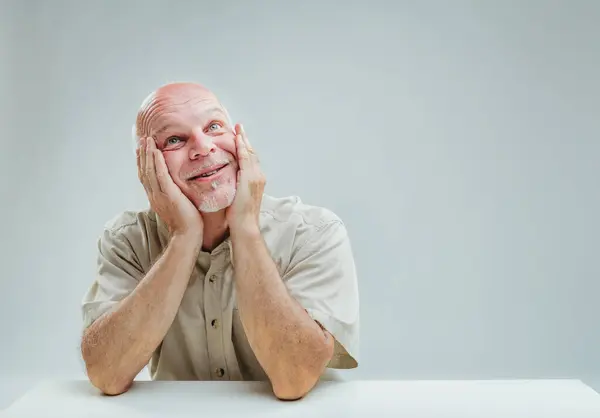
[208,122,221,131]
[166,136,182,145]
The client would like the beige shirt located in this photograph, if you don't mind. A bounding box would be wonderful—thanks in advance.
[81,194,359,381]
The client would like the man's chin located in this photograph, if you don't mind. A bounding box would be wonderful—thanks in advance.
[196,188,236,213]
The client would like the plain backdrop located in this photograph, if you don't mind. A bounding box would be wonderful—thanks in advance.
[1,0,599,401]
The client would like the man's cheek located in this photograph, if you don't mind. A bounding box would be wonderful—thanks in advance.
[162,154,182,182]
[215,136,237,156]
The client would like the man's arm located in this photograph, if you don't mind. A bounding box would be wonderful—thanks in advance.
[81,135,205,395]
[224,124,339,400]
[231,227,335,400]
[81,232,201,395]
[226,124,357,400]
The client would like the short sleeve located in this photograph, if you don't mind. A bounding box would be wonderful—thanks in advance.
[282,220,360,369]
[81,228,145,329]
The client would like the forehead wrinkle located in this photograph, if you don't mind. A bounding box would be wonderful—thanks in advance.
[138,98,180,138]
[136,90,228,139]
[137,97,165,138]
[136,91,161,136]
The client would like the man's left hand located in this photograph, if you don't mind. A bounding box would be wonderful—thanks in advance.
[226,123,266,235]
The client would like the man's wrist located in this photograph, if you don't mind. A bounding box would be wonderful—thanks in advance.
[170,229,203,252]
[230,222,261,242]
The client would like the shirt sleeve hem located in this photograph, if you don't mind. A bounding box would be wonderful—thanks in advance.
[305,308,359,369]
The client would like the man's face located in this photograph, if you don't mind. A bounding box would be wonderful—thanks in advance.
[138,86,238,213]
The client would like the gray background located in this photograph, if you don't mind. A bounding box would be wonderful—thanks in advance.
[1,0,598,407]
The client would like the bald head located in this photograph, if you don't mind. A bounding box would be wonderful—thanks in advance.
[152,82,216,106]
[132,82,231,151]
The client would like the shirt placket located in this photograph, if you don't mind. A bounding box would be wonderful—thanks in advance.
[203,252,228,379]
[203,246,242,380]
[220,248,243,381]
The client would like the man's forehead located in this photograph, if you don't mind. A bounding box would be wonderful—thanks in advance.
[136,83,231,137]
[157,102,228,121]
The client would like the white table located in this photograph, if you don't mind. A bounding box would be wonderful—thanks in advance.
[2,379,600,417]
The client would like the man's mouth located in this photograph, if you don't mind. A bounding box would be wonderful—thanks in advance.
[188,163,228,181]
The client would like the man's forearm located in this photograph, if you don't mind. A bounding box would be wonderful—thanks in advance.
[231,227,333,400]
[81,233,201,395]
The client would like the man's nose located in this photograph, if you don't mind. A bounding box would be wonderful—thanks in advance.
[188,131,216,159]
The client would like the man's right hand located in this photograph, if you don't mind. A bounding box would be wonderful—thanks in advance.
[137,136,203,239]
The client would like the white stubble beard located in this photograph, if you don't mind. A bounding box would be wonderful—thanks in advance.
[197,177,237,213]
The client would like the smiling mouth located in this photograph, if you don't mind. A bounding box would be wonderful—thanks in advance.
[188,163,228,181]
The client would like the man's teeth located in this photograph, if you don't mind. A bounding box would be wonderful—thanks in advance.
[200,169,219,178]
[194,166,226,179]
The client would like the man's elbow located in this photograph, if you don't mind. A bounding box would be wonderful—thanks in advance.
[81,330,133,396]
[271,362,328,400]
[83,351,133,396]
[272,374,321,401]
[86,367,133,396]
[101,381,133,396]
[272,334,335,400]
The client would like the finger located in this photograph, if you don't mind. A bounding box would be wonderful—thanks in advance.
[138,137,146,181]
[136,146,142,181]
[145,137,160,194]
[239,124,254,153]
[154,146,176,195]
[139,138,152,195]
[235,132,250,169]
[143,137,152,192]
[236,124,261,170]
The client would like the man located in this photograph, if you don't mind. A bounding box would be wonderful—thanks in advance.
[80,82,359,400]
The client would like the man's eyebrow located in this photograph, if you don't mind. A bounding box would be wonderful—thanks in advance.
[205,107,228,118]
[154,124,174,136]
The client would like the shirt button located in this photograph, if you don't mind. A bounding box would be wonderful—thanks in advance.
[209,275,217,283]
[211,319,219,329]
[216,368,225,378]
